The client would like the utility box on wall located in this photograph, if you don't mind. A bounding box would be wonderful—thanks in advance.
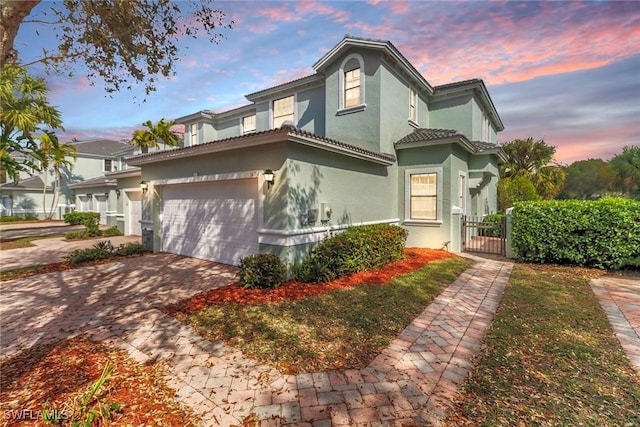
[320,203,333,222]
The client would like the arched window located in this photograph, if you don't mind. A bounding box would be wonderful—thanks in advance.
[339,53,365,112]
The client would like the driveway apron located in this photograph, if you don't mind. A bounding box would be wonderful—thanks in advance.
[0,253,512,426]
[591,275,640,376]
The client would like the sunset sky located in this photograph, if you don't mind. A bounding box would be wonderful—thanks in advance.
[13,0,640,164]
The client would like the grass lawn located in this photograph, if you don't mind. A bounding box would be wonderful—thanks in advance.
[182,256,473,374]
[447,263,640,426]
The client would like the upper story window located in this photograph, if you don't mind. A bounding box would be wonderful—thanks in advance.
[103,159,112,172]
[409,87,418,124]
[344,68,361,108]
[404,167,443,224]
[482,113,491,142]
[273,95,294,128]
[338,53,365,113]
[190,123,198,146]
[243,114,256,134]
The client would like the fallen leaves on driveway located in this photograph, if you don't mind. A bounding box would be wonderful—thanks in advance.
[0,335,198,426]
[165,248,454,316]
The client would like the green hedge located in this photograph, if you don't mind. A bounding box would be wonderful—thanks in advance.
[293,223,408,283]
[63,211,100,236]
[511,198,640,269]
[238,254,287,289]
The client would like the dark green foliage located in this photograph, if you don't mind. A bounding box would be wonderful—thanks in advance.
[293,224,408,283]
[0,214,38,222]
[238,254,287,289]
[498,176,541,212]
[64,230,90,240]
[480,214,505,237]
[63,211,100,236]
[511,198,640,269]
[65,241,143,265]
[102,226,123,237]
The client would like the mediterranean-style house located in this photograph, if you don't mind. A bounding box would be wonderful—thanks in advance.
[0,139,130,222]
[123,36,506,265]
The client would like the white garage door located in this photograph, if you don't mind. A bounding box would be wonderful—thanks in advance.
[162,179,259,265]
[96,195,108,225]
[127,192,142,236]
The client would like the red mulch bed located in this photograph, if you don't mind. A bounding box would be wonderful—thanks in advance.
[0,336,197,427]
[165,248,454,316]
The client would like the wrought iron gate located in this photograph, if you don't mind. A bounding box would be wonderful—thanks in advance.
[462,215,506,256]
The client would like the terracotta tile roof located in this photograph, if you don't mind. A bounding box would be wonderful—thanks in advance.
[71,139,129,157]
[0,176,49,190]
[128,125,396,165]
[395,128,462,146]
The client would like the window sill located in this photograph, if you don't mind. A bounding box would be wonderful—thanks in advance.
[403,219,443,227]
[408,119,420,128]
[337,104,366,115]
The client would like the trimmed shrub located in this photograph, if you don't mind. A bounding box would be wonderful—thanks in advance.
[0,214,38,223]
[64,230,90,240]
[65,241,144,265]
[102,226,123,237]
[480,213,505,237]
[238,254,287,289]
[63,211,101,236]
[511,198,640,269]
[63,211,86,225]
[293,223,408,283]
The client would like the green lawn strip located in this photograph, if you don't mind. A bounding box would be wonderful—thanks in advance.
[183,256,473,374]
[450,263,640,426]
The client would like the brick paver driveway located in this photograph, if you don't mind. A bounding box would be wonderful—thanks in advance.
[1,251,513,426]
[0,253,237,358]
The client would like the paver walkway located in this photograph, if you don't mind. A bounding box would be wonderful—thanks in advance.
[0,253,512,426]
[591,274,640,376]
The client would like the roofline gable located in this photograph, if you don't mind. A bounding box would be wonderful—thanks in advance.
[313,36,434,95]
[433,79,505,131]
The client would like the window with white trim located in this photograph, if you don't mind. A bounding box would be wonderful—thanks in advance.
[190,123,198,146]
[243,114,256,134]
[344,68,361,108]
[273,95,294,128]
[482,113,491,142]
[405,167,443,223]
[409,88,417,123]
[338,54,365,112]
[103,159,112,172]
[459,173,466,213]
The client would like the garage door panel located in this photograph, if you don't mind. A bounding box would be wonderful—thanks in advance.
[161,179,259,265]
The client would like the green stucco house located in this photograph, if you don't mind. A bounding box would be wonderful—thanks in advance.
[126,36,506,265]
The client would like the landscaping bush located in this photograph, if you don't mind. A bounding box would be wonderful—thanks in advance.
[63,211,101,236]
[293,223,408,283]
[511,198,640,269]
[63,211,86,225]
[238,254,287,289]
[65,241,144,265]
[0,214,38,223]
[64,230,90,240]
[480,213,505,237]
[102,226,123,237]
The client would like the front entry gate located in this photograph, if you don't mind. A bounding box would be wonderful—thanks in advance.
[462,215,506,256]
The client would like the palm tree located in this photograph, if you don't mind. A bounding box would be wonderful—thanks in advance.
[0,64,62,183]
[38,131,77,219]
[130,118,180,154]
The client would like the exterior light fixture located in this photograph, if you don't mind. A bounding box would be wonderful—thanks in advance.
[140,181,148,193]
[264,169,275,189]
[115,189,121,199]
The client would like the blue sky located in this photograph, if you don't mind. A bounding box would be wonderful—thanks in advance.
[13,0,640,164]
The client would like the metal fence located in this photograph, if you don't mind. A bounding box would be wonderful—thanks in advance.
[462,215,506,256]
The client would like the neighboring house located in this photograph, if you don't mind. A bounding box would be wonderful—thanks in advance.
[124,36,506,265]
[0,139,130,221]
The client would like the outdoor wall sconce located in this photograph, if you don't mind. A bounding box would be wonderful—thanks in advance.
[264,169,275,189]
[115,189,121,199]
[140,181,148,193]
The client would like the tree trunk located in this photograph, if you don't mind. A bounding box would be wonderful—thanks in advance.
[0,0,40,67]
